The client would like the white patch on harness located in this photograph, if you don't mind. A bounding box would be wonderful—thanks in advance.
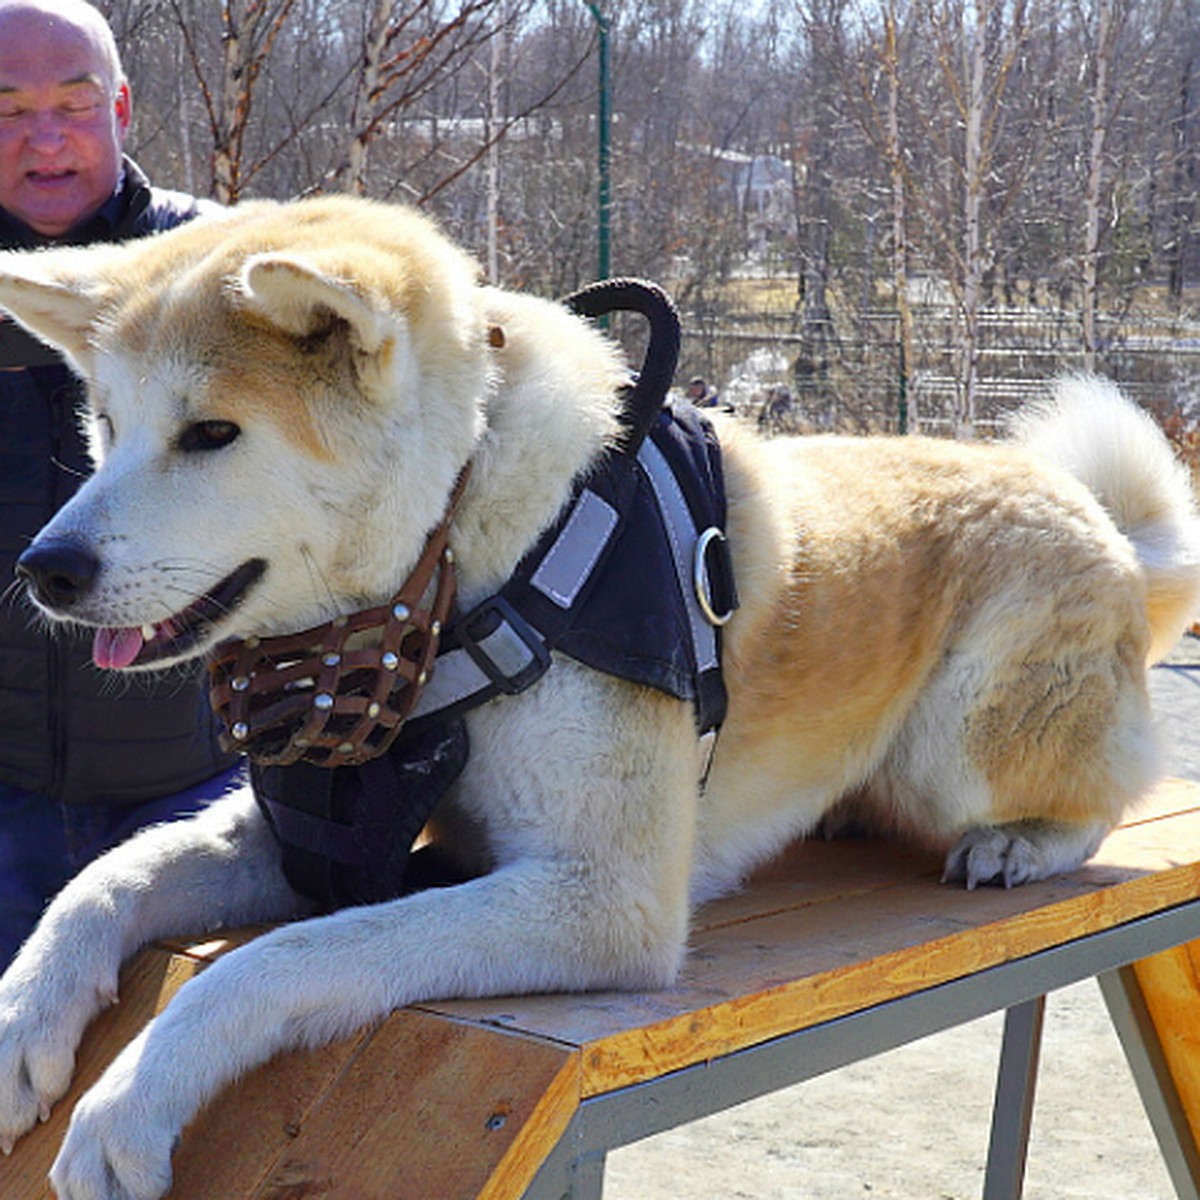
[531,489,618,608]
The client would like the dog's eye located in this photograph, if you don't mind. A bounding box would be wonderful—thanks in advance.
[179,420,241,452]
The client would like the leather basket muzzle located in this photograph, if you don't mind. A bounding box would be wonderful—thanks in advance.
[208,491,461,769]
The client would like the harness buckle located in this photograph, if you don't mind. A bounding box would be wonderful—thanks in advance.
[457,595,551,695]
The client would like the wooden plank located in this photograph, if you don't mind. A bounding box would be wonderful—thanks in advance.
[4,945,376,1200]
[1132,941,1200,1151]
[5,958,579,1200]
[571,866,1200,1096]
[240,1012,579,1200]
[167,1029,374,1199]
[426,791,1200,1095]
[693,837,943,934]
[700,776,1200,935]
[1122,777,1200,825]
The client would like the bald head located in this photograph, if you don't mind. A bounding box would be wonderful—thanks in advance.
[0,1,123,85]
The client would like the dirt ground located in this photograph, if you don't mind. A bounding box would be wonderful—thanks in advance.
[603,635,1200,1200]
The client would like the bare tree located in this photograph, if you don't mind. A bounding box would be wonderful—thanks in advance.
[332,0,509,196]
[168,0,302,203]
[1077,0,1148,369]
[847,0,920,430]
[100,0,1200,366]
[1165,0,1199,301]
[920,0,1033,434]
[883,6,919,432]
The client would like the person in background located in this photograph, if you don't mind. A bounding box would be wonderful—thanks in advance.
[0,0,240,968]
[686,375,720,408]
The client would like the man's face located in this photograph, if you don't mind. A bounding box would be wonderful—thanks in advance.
[0,8,129,237]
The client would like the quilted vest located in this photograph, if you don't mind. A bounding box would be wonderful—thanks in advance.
[0,159,237,803]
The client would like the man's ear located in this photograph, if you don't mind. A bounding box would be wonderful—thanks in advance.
[239,253,407,400]
[0,244,123,377]
[114,79,132,141]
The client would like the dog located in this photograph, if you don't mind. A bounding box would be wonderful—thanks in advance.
[0,195,1197,1200]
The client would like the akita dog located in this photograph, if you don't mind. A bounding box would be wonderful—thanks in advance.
[0,196,1197,1200]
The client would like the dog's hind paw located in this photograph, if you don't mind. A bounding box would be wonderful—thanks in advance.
[942,819,1111,890]
[942,826,1041,889]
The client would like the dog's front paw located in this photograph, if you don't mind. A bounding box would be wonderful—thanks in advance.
[942,825,1043,890]
[0,981,86,1153]
[50,1062,176,1200]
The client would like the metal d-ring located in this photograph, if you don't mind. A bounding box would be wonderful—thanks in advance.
[693,526,734,626]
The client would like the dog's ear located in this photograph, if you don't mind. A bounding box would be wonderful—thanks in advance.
[239,254,398,367]
[0,244,122,377]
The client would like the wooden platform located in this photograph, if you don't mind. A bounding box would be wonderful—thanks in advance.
[11,779,1200,1200]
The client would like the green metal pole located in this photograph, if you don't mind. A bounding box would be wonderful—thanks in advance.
[586,3,611,282]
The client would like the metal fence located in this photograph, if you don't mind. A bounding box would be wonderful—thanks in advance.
[679,307,1200,437]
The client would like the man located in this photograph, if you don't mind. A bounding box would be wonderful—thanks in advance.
[0,0,239,968]
[686,375,720,408]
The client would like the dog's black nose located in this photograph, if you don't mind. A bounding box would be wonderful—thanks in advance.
[16,541,100,610]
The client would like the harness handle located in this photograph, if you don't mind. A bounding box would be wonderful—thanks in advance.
[563,278,681,458]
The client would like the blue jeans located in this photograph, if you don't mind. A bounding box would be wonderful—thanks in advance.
[0,763,244,971]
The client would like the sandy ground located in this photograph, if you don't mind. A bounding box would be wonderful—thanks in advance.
[603,635,1200,1200]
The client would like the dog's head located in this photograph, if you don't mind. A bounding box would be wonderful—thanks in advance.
[1,196,489,671]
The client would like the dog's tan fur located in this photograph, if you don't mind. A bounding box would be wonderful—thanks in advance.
[0,196,1197,1200]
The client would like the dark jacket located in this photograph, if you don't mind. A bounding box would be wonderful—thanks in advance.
[0,158,238,804]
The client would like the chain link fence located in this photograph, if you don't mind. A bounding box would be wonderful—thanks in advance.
[679,307,1200,441]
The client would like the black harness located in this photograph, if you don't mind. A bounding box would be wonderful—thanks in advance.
[252,281,737,910]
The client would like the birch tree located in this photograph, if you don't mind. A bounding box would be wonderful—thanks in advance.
[1165,0,1199,301]
[883,5,918,432]
[1079,0,1130,369]
[169,0,302,203]
[924,0,1032,435]
[331,0,507,196]
[844,0,920,430]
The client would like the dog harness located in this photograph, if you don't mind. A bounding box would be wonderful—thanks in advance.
[232,282,738,910]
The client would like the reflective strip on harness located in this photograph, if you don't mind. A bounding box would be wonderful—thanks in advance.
[531,489,619,608]
[637,436,719,677]
[410,486,619,721]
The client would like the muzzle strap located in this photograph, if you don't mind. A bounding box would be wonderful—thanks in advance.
[208,472,467,768]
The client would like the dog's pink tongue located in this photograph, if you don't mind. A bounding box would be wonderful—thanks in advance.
[92,626,145,670]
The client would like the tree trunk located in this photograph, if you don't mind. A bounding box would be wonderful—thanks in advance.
[959,1,986,439]
[885,9,917,433]
[1082,0,1113,372]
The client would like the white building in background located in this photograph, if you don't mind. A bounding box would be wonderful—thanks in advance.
[716,150,794,254]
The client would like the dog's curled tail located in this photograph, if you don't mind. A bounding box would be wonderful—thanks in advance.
[1010,374,1200,662]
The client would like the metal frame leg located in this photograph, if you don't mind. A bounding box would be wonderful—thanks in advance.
[565,1151,607,1200]
[1100,967,1200,1200]
[983,996,1046,1200]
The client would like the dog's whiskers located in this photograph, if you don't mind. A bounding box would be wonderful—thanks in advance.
[299,544,343,625]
